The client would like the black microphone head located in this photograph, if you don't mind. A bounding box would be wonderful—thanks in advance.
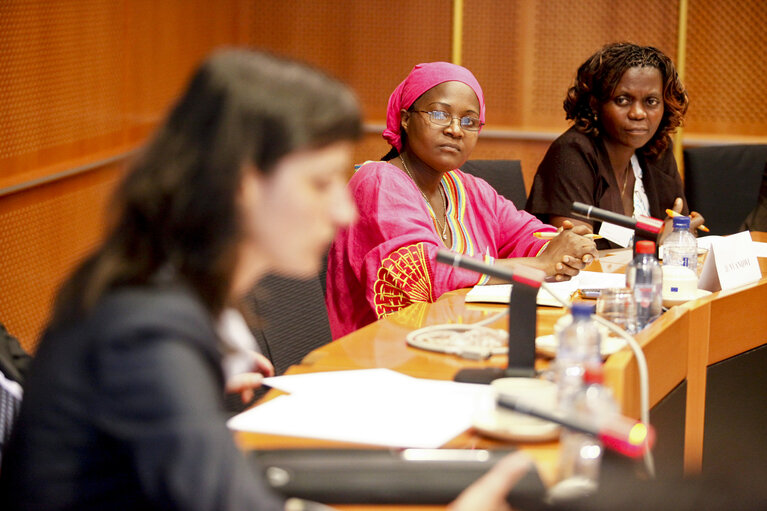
[571,202,592,217]
[435,249,458,266]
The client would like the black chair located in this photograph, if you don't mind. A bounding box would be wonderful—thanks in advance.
[460,159,527,210]
[683,144,767,235]
[242,272,332,376]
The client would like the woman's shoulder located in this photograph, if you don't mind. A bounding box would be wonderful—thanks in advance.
[548,125,599,154]
[537,126,601,176]
[352,160,398,179]
[349,160,414,193]
[92,284,216,345]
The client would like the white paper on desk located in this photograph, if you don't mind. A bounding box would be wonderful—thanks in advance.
[466,271,626,306]
[228,370,491,448]
[752,241,767,258]
[262,368,411,395]
[698,231,761,292]
[465,284,512,304]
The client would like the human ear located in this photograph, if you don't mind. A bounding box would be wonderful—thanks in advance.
[400,109,411,133]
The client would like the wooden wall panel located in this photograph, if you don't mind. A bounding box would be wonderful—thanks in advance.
[684,0,767,136]
[0,0,127,191]
[0,0,256,349]
[247,0,452,122]
[0,163,126,353]
[463,0,679,131]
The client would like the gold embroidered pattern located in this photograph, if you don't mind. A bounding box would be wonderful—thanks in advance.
[373,244,435,318]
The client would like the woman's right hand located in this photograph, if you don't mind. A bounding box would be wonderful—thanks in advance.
[448,452,533,511]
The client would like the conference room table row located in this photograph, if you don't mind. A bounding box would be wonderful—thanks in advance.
[237,232,767,510]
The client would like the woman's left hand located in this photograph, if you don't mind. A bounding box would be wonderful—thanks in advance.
[660,197,705,243]
[225,351,275,404]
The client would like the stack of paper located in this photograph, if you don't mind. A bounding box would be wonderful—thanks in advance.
[227,368,492,449]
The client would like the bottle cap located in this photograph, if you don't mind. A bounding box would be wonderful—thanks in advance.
[635,240,656,254]
[672,216,691,229]
[571,302,595,318]
[583,364,605,384]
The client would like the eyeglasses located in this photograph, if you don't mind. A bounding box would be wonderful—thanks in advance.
[413,110,484,131]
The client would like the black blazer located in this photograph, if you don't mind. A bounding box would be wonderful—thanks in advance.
[0,283,283,511]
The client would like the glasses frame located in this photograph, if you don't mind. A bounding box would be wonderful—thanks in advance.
[412,110,484,132]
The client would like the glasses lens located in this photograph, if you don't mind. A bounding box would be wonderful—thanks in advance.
[422,111,482,131]
[460,116,482,131]
[428,111,451,125]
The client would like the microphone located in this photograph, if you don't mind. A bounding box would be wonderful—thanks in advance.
[436,249,545,287]
[436,249,545,383]
[571,202,664,239]
[497,393,655,458]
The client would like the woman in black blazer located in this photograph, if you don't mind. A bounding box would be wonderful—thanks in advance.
[0,49,363,510]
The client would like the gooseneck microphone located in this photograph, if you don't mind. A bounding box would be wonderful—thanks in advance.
[436,249,545,287]
[497,393,655,458]
[436,249,545,383]
[571,201,664,238]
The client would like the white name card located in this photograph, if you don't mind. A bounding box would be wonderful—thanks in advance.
[698,231,761,292]
[598,221,634,248]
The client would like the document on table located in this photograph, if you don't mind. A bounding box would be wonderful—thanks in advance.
[227,369,492,449]
[750,241,767,258]
[464,271,626,306]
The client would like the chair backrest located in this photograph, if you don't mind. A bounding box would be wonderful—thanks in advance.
[683,145,767,235]
[0,374,23,466]
[242,273,332,376]
[459,159,527,210]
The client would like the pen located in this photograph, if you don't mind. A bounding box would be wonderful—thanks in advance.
[533,232,603,240]
[664,209,710,232]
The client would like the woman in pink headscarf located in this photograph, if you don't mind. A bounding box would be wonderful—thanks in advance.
[326,62,597,339]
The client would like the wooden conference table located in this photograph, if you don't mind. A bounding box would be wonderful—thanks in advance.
[237,232,767,510]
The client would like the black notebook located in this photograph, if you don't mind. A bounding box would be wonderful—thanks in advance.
[251,448,546,506]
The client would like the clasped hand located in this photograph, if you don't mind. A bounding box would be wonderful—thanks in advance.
[540,220,599,281]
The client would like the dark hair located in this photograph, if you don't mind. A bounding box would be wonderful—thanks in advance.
[564,42,688,159]
[53,49,361,323]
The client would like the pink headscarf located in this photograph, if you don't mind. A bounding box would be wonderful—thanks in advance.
[383,62,486,152]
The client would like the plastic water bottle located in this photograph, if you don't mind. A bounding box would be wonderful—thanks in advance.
[555,366,619,499]
[554,303,602,410]
[626,240,663,330]
[663,215,698,275]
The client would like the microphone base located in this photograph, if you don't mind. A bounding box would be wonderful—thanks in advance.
[453,367,537,385]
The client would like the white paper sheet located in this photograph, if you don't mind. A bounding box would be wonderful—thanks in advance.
[228,369,492,449]
[752,241,767,258]
[465,271,626,306]
[261,368,410,395]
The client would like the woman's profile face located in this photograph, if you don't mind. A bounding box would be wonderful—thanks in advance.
[598,66,664,152]
[400,81,481,172]
[236,141,356,285]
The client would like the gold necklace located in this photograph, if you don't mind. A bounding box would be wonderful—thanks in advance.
[620,163,631,197]
[400,154,449,240]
